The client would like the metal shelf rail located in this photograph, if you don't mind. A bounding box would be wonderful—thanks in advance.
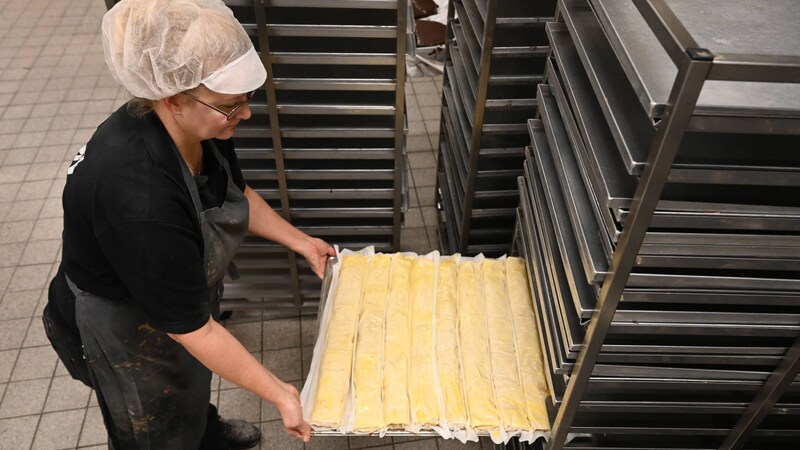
[435,0,557,257]
[512,0,800,448]
[221,0,409,313]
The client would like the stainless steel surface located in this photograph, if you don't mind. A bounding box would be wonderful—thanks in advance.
[546,14,715,447]
[590,0,800,120]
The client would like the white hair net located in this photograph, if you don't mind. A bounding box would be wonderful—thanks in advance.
[102,0,267,100]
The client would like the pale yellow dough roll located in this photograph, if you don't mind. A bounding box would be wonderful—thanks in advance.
[482,259,528,430]
[383,255,415,427]
[458,261,498,429]
[310,254,368,427]
[506,257,550,430]
[353,254,391,431]
[435,258,468,427]
[409,257,439,426]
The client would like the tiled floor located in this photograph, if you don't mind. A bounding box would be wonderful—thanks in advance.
[0,0,497,449]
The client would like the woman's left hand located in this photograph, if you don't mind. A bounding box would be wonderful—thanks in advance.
[299,237,335,279]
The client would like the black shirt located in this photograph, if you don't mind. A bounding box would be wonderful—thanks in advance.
[56,105,245,334]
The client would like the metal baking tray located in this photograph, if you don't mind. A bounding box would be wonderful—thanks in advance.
[524,142,800,339]
[518,176,577,374]
[540,70,800,236]
[589,0,800,121]
[526,147,598,322]
[555,10,800,182]
[532,109,800,267]
[515,208,569,405]
[529,119,610,285]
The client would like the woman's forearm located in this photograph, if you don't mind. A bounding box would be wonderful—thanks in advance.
[244,186,312,253]
[169,318,288,407]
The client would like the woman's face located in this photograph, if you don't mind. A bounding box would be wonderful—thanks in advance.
[178,89,253,141]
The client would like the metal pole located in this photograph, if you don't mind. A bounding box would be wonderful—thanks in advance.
[392,0,408,251]
[458,0,499,253]
[545,43,715,449]
[435,0,459,254]
[719,334,800,449]
[253,0,302,306]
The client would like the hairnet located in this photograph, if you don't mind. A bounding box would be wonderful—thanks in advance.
[102,0,267,100]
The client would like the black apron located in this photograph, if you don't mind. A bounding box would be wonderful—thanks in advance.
[46,142,249,450]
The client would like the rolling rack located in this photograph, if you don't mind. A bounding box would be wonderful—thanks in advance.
[435,0,557,257]
[220,0,409,313]
[513,0,800,448]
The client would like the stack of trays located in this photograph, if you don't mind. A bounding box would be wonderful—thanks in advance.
[436,0,557,257]
[515,0,800,447]
[221,0,409,311]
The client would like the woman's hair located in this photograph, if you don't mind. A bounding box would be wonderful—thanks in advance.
[126,84,210,117]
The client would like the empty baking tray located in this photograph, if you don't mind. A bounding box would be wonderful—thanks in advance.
[555,10,800,182]
[540,66,800,236]
[589,0,800,121]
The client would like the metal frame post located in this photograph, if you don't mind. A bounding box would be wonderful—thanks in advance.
[458,0,499,253]
[253,0,302,306]
[392,0,408,251]
[719,334,800,449]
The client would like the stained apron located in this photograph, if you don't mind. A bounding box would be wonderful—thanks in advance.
[47,141,249,450]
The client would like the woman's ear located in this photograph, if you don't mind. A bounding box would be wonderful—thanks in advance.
[161,95,185,117]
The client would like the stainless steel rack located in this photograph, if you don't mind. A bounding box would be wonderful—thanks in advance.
[513,0,800,448]
[435,0,557,257]
[221,0,408,313]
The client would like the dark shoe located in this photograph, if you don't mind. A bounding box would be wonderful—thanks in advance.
[219,418,261,450]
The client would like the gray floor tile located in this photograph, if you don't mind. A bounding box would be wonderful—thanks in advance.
[218,387,262,423]
[7,263,52,292]
[0,289,42,322]
[350,435,392,448]
[23,317,50,347]
[437,437,483,449]
[0,318,30,351]
[260,420,304,450]
[394,437,438,450]
[16,178,53,200]
[78,406,107,448]
[43,375,91,412]
[0,349,18,383]
[30,217,65,241]
[0,242,25,268]
[0,377,49,418]
[32,409,85,450]
[263,347,303,383]
[4,198,44,222]
[300,316,318,347]
[263,316,301,351]
[0,415,39,449]
[305,434,349,450]
[10,344,57,381]
[227,320,263,353]
[19,239,60,265]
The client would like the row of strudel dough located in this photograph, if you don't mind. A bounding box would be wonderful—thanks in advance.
[308,253,549,437]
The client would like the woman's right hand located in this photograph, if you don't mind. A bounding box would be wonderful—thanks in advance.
[276,380,312,442]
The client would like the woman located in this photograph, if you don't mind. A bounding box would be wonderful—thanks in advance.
[41,0,334,448]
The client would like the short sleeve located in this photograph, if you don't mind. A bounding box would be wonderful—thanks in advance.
[97,220,210,334]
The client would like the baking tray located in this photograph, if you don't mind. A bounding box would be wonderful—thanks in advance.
[518,176,576,374]
[529,115,800,271]
[540,68,800,236]
[524,162,587,356]
[555,10,800,182]
[589,0,800,121]
[515,204,570,404]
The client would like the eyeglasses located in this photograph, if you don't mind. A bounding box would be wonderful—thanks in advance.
[182,90,255,121]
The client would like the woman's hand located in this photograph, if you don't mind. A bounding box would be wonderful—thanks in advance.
[276,381,312,442]
[299,237,335,279]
